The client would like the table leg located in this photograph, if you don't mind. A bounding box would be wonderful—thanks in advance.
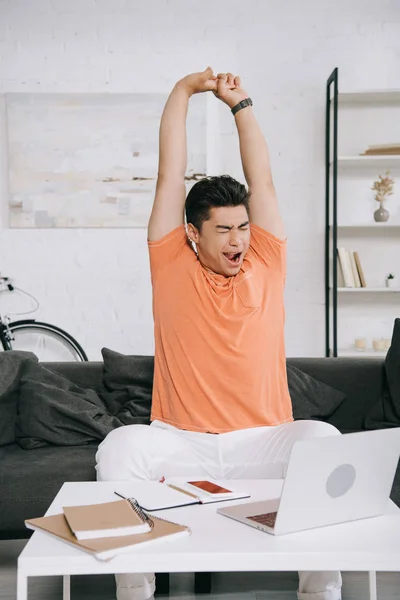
[368,571,377,600]
[63,574,71,600]
[16,571,28,600]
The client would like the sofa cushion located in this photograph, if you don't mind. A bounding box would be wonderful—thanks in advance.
[287,364,346,421]
[0,351,38,447]
[15,360,122,449]
[365,318,400,429]
[100,347,153,425]
[0,443,97,536]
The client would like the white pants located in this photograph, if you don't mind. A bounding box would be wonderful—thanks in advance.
[96,419,343,600]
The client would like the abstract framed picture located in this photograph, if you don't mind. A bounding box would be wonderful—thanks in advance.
[6,92,217,228]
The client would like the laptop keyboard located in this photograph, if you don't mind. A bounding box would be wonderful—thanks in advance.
[247,511,277,528]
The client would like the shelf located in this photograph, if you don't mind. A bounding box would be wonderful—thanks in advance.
[331,224,400,230]
[337,349,387,358]
[337,90,400,105]
[336,287,400,292]
[335,155,400,168]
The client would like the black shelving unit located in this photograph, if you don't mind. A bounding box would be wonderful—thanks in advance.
[325,68,339,357]
[325,71,400,358]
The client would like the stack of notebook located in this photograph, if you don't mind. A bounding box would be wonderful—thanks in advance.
[25,496,191,561]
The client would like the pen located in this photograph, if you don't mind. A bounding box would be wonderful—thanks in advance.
[167,484,200,500]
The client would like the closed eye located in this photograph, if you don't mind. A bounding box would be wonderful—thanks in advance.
[216,222,249,232]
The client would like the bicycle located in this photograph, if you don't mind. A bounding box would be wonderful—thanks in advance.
[0,275,88,362]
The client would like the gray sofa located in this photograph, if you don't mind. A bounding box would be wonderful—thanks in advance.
[0,356,399,594]
[1,356,399,541]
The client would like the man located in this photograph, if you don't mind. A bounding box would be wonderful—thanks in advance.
[96,68,342,600]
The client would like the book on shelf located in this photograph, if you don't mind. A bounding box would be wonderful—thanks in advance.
[337,248,367,288]
[362,143,400,156]
[337,247,354,287]
[349,251,361,288]
[62,499,151,540]
[337,256,345,287]
[354,252,367,287]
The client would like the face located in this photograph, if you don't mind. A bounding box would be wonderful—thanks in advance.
[187,205,251,277]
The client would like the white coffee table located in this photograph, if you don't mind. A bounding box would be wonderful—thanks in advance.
[17,480,400,600]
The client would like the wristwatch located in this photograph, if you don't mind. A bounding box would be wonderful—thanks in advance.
[231,97,253,116]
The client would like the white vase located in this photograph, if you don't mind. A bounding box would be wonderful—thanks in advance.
[386,279,396,288]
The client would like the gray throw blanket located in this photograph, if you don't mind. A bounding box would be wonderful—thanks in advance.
[0,351,141,450]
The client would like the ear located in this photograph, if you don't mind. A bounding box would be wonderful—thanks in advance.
[187,222,200,244]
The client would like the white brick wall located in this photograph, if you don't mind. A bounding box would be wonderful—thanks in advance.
[0,0,399,359]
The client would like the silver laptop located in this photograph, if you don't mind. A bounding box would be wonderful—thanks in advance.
[218,428,400,535]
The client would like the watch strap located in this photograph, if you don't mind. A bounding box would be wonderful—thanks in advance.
[231,97,253,116]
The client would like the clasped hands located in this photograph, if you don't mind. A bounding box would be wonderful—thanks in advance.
[178,66,249,110]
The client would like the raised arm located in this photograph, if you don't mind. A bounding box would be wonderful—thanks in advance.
[214,73,285,240]
[148,68,217,242]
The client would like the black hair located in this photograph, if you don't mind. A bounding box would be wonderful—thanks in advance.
[185,175,250,231]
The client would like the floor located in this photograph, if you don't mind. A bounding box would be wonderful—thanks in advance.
[1,540,400,599]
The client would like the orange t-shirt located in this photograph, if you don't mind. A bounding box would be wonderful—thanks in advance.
[148,223,293,433]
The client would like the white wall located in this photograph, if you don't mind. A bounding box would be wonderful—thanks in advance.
[0,0,399,359]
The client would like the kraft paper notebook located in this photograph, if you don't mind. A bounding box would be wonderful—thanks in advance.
[62,499,151,540]
[25,512,190,561]
[116,479,251,511]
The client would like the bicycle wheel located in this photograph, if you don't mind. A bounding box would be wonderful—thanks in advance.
[5,320,88,362]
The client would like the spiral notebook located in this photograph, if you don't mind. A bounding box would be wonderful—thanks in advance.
[62,499,151,539]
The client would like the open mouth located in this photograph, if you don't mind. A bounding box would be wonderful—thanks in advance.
[223,252,242,266]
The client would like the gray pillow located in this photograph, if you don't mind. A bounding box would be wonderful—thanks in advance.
[100,347,153,425]
[15,360,122,449]
[287,364,346,420]
[0,351,38,446]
